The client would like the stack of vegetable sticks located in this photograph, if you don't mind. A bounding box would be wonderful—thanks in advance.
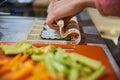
[0,40,105,80]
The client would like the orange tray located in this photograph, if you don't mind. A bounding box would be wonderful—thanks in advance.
[0,42,118,80]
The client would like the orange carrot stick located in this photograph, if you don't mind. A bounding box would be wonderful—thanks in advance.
[31,63,51,80]
[20,54,29,62]
[0,54,22,74]
[10,54,22,65]
[3,60,34,80]
[0,59,8,66]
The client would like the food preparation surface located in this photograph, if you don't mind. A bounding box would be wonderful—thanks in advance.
[0,43,118,80]
[0,16,35,42]
[0,15,120,79]
[26,17,80,44]
[26,19,71,44]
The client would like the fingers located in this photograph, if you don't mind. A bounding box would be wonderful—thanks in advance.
[46,11,72,31]
[46,0,73,30]
[46,21,59,31]
[46,13,54,27]
[50,23,60,31]
[46,12,59,31]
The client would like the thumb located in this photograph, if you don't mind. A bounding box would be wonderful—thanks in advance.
[46,13,59,30]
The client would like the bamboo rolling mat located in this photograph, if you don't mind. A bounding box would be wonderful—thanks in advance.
[26,17,80,44]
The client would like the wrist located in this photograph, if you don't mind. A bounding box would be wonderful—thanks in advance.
[74,0,96,10]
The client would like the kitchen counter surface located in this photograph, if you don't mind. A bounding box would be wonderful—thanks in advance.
[0,16,46,42]
[86,8,120,45]
[0,14,120,79]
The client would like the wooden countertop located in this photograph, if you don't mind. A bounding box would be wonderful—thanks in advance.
[86,8,120,45]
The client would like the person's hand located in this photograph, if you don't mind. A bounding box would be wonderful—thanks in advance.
[46,0,95,30]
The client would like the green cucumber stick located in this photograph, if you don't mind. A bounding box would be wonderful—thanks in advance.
[81,67,92,75]
[32,54,57,78]
[51,59,66,72]
[31,55,45,62]
[58,58,83,71]
[2,40,25,50]
[27,47,40,55]
[44,56,57,79]
[70,53,102,70]
[51,58,68,78]
[55,48,66,58]
[4,43,32,55]
[14,40,29,48]
[81,66,105,80]
[68,67,79,80]
[47,52,68,79]
[0,45,3,49]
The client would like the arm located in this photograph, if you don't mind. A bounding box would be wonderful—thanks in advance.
[95,0,120,16]
[46,0,91,29]
[46,0,120,30]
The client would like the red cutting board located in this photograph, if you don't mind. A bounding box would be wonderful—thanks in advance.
[0,42,118,80]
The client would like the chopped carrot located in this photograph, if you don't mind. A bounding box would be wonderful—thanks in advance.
[20,54,29,62]
[3,60,34,80]
[31,63,51,80]
[0,53,51,80]
[0,54,22,74]
[10,54,22,66]
[0,64,11,75]
[0,59,8,66]
[11,61,23,72]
